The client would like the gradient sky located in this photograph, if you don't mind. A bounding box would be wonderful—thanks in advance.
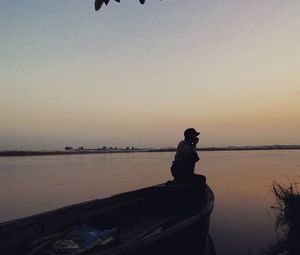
[1,0,300,150]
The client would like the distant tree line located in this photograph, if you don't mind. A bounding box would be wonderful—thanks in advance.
[96,146,136,151]
[65,146,136,151]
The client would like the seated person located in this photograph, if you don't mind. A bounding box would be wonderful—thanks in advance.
[171,128,200,183]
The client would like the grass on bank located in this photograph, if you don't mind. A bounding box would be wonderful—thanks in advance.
[264,180,300,255]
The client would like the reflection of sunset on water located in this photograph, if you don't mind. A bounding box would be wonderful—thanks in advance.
[1,150,300,254]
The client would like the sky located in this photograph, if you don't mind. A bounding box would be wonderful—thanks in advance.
[0,0,300,150]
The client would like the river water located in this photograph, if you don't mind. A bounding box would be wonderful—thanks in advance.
[1,150,300,254]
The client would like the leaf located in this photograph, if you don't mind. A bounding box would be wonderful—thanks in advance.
[95,0,104,11]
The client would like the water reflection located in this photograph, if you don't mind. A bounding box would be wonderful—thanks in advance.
[200,150,300,255]
[1,150,300,254]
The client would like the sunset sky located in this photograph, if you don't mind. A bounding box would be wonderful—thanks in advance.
[1,0,300,150]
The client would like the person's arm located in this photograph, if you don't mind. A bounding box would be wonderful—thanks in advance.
[175,142,196,162]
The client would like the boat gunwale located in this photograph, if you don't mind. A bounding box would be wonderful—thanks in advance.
[0,186,153,227]
[0,183,212,227]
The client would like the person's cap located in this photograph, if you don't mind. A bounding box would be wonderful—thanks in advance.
[184,128,200,137]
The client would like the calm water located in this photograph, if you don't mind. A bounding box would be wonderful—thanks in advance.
[1,150,300,254]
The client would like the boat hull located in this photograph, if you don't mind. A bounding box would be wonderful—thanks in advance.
[0,176,214,255]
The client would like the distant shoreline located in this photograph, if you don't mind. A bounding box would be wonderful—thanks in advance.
[1,145,300,157]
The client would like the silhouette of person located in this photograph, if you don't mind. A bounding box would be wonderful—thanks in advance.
[171,128,200,183]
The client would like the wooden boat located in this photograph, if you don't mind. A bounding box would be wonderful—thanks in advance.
[0,175,214,255]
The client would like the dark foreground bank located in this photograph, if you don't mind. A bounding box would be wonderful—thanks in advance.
[264,181,300,254]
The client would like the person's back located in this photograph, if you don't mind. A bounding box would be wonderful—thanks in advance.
[171,128,200,183]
